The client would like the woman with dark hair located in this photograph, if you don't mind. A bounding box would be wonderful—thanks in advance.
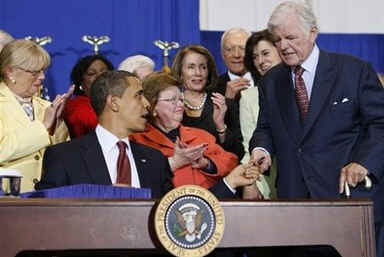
[171,44,244,159]
[243,29,278,82]
[240,29,282,199]
[64,55,114,138]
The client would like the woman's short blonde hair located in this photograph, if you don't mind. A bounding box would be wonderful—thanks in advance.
[0,39,50,81]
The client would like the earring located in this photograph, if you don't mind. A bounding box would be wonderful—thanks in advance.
[10,77,16,84]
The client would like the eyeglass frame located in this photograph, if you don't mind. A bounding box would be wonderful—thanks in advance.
[157,95,184,105]
[16,67,45,77]
[223,45,246,55]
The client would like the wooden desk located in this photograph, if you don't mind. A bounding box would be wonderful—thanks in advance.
[0,199,376,257]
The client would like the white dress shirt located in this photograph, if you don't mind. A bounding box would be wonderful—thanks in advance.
[228,71,255,88]
[95,124,141,187]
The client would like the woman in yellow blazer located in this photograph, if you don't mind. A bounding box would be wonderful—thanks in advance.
[0,40,72,192]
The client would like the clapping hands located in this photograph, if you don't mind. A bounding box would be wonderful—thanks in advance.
[224,77,250,99]
[211,92,227,134]
[168,137,209,171]
[43,85,74,135]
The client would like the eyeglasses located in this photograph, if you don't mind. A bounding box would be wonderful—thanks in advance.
[157,96,184,105]
[17,67,45,77]
[223,45,245,55]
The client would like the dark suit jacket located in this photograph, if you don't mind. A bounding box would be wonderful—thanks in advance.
[36,131,235,199]
[250,50,384,221]
[215,72,242,128]
[182,95,244,159]
[209,72,244,159]
[215,73,231,99]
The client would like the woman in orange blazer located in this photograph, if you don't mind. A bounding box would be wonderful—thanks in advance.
[130,72,238,189]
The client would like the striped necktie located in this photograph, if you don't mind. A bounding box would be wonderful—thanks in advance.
[294,66,309,121]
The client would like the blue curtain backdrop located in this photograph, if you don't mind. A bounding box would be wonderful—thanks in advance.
[1,0,383,99]
[0,0,200,98]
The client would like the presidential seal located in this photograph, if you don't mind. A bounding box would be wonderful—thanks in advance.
[155,185,225,257]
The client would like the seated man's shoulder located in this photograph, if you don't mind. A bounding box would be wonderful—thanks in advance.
[47,132,94,152]
[130,140,167,158]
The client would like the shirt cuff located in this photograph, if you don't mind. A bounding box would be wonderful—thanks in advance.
[251,147,270,157]
[223,177,236,194]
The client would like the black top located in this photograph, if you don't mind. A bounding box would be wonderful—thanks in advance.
[182,93,244,159]
[152,123,179,142]
[151,123,217,174]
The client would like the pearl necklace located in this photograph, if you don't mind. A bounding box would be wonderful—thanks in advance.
[182,92,207,110]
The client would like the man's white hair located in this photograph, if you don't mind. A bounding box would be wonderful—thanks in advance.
[220,27,251,55]
[268,1,319,35]
[118,55,155,73]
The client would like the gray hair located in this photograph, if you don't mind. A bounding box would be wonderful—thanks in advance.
[0,30,14,50]
[118,55,155,73]
[220,27,251,55]
[268,1,318,35]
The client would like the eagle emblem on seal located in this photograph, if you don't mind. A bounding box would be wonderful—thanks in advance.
[174,203,208,242]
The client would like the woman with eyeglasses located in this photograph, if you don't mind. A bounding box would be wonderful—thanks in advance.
[64,54,114,138]
[130,72,238,189]
[0,39,72,192]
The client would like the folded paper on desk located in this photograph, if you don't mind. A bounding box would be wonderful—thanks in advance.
[20,184,151,199]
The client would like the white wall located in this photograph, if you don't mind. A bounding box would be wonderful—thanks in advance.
[200,0,384,33]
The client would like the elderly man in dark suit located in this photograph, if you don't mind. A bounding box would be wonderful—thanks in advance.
[249,1,384,256]
[36,71,259,199]
[213,28,253,160]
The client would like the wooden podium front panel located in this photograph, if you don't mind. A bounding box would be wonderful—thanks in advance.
[0,199,375,257]
[219,200,375,257]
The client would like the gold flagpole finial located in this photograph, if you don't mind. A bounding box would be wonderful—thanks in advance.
[154,40,179,73]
